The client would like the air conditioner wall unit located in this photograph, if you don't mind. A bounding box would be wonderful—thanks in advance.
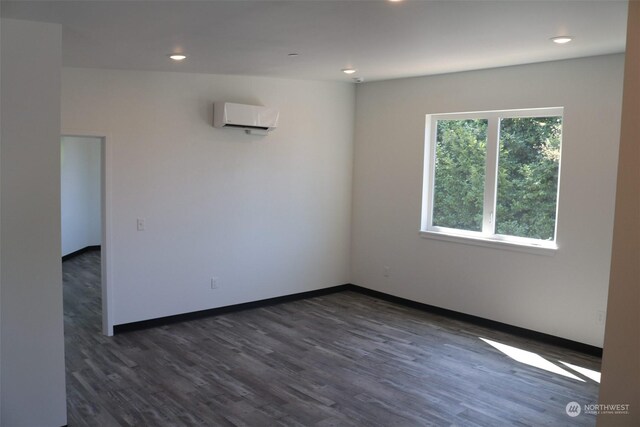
[213,102,279,135]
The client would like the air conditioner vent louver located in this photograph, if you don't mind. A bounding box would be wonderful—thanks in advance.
[213,102,279,135]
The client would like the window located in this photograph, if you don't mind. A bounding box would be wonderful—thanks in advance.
[421,108,563,251]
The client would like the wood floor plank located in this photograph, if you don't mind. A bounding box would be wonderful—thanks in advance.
[63,250,600,426]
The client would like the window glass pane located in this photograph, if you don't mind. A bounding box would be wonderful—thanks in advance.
[496,117,561,240]
[432,119,487,232]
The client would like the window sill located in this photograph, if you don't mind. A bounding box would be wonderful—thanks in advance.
[419,230,558,256]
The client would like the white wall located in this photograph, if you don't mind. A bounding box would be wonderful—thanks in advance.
[62,68,355,326]
[61,136,101,256]
[1,19,67,427]
[352,55,624,347]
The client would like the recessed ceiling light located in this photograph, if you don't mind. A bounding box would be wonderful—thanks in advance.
[342,68,357,75]
[551,36,573,44]
[169,54,187,61]
[288,53,299,57]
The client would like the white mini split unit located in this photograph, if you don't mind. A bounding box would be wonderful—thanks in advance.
[213,102,279,136]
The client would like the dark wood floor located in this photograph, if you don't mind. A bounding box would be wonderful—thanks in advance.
[63,250,601,426]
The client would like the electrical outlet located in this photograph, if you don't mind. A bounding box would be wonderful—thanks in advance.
[597,310,605,325]
[383,266,390,278]
[210,277,219,290]
[137,218,145,231]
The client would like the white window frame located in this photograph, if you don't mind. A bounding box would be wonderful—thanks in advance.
[421,107,563,255]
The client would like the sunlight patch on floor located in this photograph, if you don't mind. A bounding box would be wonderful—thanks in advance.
[560,361,601,383]
[479,337,584,381]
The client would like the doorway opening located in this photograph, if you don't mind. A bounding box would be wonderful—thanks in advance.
[61,135,112,336]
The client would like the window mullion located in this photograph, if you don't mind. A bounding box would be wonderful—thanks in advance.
[483,117,499,236]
